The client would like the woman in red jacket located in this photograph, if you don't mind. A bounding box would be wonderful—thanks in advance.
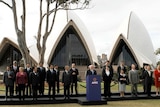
[16,67,28,100]
[154,64,160,96]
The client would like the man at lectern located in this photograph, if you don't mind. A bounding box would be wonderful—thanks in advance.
[86,65,97,77]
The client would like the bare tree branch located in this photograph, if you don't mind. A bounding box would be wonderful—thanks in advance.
[37,0,43,53]
[38,0,52,63]
[21,0,26,41]
[45,0,50,34]
[37,0,91,63]
[12,0,20,33]
[42,8,56,19]
[48,0,58,34]
[41,0,90,20]
[0,0,12,9]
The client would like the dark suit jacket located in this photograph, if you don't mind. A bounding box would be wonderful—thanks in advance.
[117,66,127,76]
[118,74,127,84]
[54,69,60,82]
[24,68,32,84]
[103,65,113,78]
[3,71,15,86]
[86,70,97,77]
[10,65,19,80]
[46,70,57,84]
[37,67,46,82]
[62,71,71,86]
[29,72,40,86]
[143,70,153,85]
[102,69,112,83]
[70,68,79,82]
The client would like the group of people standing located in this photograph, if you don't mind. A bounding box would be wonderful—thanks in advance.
[101,60,160,98]
[3,61,79,101]
[87,60,160,98]
[3,60,160,101]
[127,63,160,97]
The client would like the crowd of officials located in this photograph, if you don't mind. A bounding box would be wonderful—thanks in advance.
[88,60,160,98]
[3,60,160,101]
[3,61,79,101]
[102,61,160,98]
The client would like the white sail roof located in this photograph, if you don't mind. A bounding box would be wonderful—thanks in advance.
[29,10,98,66]
[109,12,156,67]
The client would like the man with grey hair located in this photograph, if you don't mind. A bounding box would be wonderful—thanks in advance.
[3,66,15,100]
[86,65,97,77]
[62,65,71,100]
[128,64,139,97]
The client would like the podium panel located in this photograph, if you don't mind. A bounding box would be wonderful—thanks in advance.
[86,75,101,101]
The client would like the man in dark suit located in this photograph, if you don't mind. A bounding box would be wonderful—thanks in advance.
[10,60,19,96]
[62,65,71,100]
[143,65,153,96]
[70,63,79,95]
[46,64,56,100]
[54,65,60,94]
[29,66,40,100]
[24,63,32,96]
[141,65,148,93]
[86,65,97,77]
[3,66,15,100]
[37,62,46,95]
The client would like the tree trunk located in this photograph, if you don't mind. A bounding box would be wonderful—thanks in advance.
[38,33,48,64]
[17,30,31,67]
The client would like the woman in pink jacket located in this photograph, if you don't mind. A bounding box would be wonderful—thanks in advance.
[16,67,28,100]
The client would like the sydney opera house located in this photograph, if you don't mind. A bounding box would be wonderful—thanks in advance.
[0,11,98,74]
[0,11,156,78]
[109,12,156,68]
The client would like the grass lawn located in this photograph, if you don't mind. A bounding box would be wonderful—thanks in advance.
[77,81,156,94]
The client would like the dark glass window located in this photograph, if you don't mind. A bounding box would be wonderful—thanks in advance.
[111,39,137,67]
[50,26,90,67]
[0,44,22,66]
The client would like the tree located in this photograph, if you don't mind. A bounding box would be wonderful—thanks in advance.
[155,48,160,55]
[0,0,91,66]
[155,48,160,65]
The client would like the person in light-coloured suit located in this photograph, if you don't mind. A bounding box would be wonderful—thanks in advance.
[128,64,139,97]
[62,65,71,100]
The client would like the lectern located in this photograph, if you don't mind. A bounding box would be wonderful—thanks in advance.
[86,75,101,101]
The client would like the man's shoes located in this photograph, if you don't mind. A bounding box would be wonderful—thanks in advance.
[33,98,37,101]
[103,96,107,99]
[56,93,60,95]
[52,97,56,100]
[4,97,7,101]
[135,94,138,97]
[64,97,67,100]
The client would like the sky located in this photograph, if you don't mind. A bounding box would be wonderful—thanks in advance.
[0,0,160,56]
